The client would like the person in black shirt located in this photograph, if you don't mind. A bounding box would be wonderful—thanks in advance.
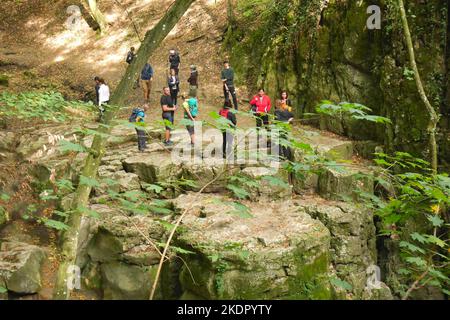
[188,65,198,97]
[161,87,177,146]
[221,61,238,110]
[94,76,100,105]
[168,49,181,75]
[218,100,237,160]
[274,103,294,161]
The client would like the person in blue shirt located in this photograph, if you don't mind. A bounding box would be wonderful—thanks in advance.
[141,62,154,103]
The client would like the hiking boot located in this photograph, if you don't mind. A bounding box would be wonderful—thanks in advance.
[163,140,174,147]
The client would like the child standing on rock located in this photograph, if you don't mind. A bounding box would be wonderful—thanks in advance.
[129,104,149,152]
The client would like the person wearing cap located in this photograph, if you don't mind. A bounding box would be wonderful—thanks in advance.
[168,49,181,75]
[187,65,198,97]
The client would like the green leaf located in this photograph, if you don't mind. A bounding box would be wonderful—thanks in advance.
[411,232,427,244]
[209,254,220,263]
[44,219,69,231]
[157,220,176,232]
[55,179,74,192]
[399,241,425,254]
[227,184,250,199]
[169,246,195,255]
[330,278,353,291]
[405,257,427,267]
[427,214,444,228]
[58,140,86,153]
[262,175,289,188]
[0,193,10,201]
[79,175,100,188]
[143,184,164,194]
[0,286,7,293]
[424,235,446,248]
[227,202,253,219]
[78,206,100,219]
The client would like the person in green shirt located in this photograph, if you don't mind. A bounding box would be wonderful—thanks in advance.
[182,93,199,145]
[221,61,238,110]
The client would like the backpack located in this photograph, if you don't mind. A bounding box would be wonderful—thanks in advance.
[188,98,198,117]
[129,108,141,123]
[141,64,153,80]
[219,108,230,119]
[126,52,134,64]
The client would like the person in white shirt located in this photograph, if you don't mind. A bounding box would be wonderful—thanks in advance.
[97,78,110,119]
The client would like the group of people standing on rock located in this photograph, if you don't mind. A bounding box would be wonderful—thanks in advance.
[94,48,295,160]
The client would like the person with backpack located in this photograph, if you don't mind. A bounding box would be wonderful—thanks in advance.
[187,65,198,97]
[141,61,154,103]
[221,61,238,110]
[250,88,272,128]
[219,100,237,160]
[168,49,181,75]
[129,104,149,152]
[182,93,199,145]
[98,78,110,120]
[126,47,136,64]
[161,87,178,146]
[168,68,180,106]
[274,102,295,161]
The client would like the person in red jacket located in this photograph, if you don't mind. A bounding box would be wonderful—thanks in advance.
[250,88,272,128]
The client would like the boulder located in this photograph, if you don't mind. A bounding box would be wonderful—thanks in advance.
[294,129,354,161]
[0,131,16,151]
[0,241,46,294]
[174,194,332,300]
[85,205,166,266]
[240,166,292,200]
[302,200,379,298]
[318,165,374,201]
[122,152,182,184]
[96,170,141,195]
[101,261,157,300]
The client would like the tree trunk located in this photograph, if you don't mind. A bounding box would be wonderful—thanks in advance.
[53,0,196,300]
[398,0,440,173]
[85,0,107,33]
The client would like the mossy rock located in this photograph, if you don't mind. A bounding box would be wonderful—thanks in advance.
[0,75,8,87]
[174,194,332,300]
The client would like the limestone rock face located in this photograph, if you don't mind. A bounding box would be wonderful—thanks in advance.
[318,165,374,201]
[86,205,166,266]
[301,199,391,298]
[100,261,156,300]
[122,152,182,184]
[174,194,332,300]
[0,241,46,294]
[241,166,292,200]
[82,205,169,299]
